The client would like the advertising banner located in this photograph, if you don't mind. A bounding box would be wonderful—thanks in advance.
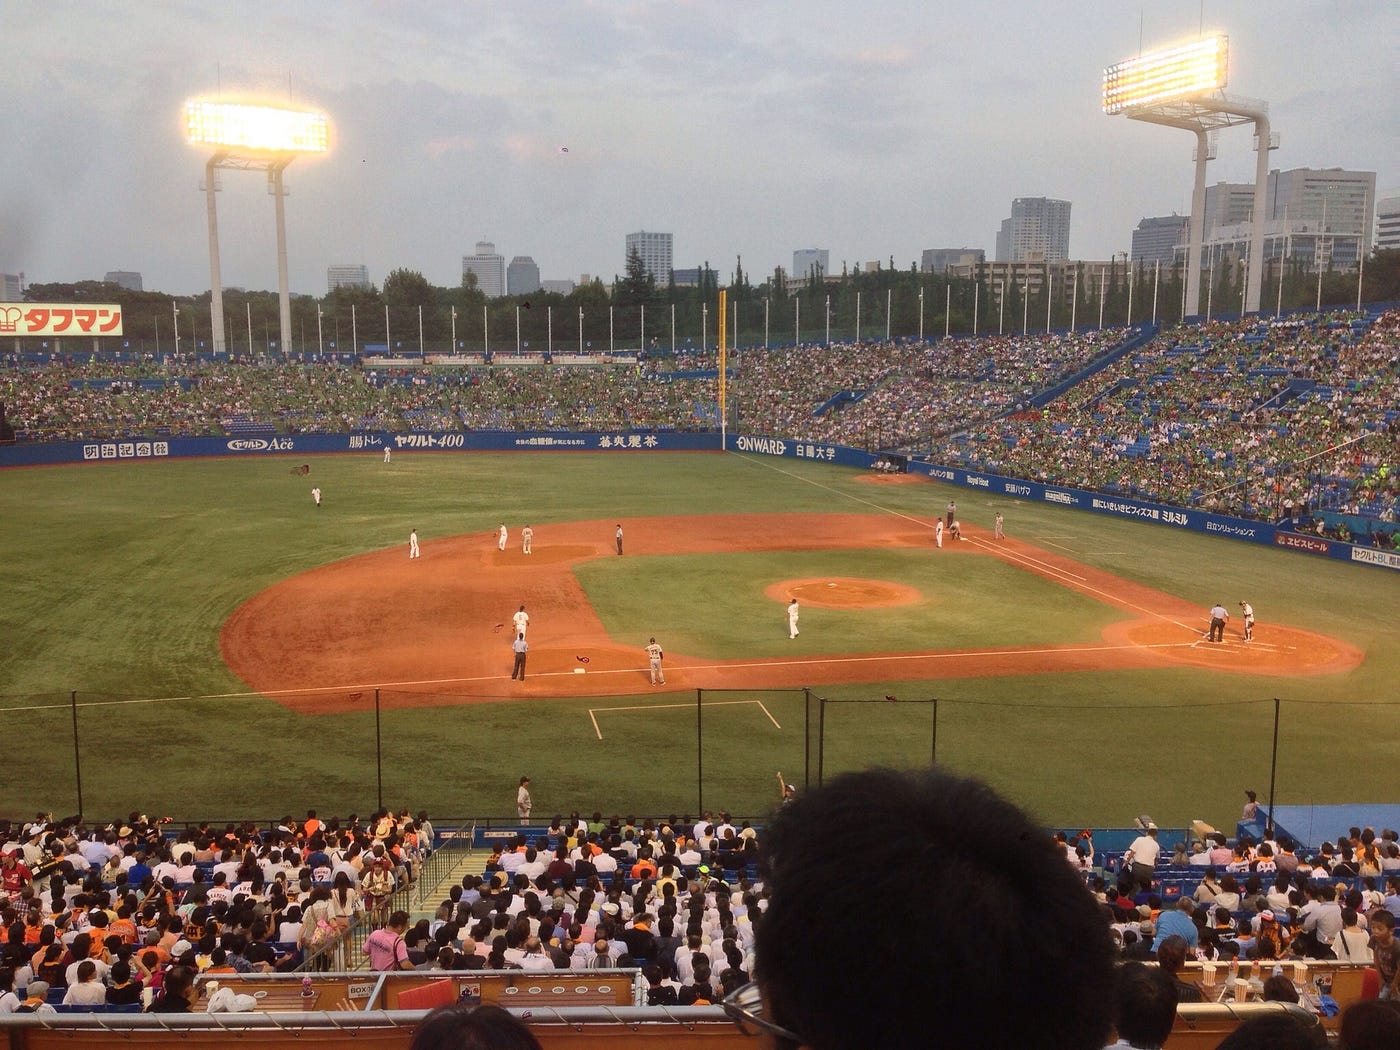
[0,303,123,337]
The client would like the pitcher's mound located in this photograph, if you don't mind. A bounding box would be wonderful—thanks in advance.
[765,577,923,609]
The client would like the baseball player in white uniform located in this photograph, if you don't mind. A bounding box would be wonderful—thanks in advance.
[1239,601,1254,641]
[935,519,944,548]
[788,598,800,639]
[521,525,534,554]
[994,513,1004,540]
[383,446,391,463]
[644,637,665,685]
[312,487,321,508]
[409,529,420,559]
[498,524,508,551]
[512,604,529,637]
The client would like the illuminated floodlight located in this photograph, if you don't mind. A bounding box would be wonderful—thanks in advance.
[185,100,328,154]
[186,98,332,357]
[1102,36,1228,115]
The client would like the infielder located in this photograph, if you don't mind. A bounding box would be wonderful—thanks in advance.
[498,524,508,551]
[615,524,624,556]
[994,512,1005,540]
[1239,601,1255,642]
[935,519,944,548]
[312,486,322,508]
[521,525,534,554]
[512,604,529,636]
[644,637,665,685]
[788,598,800,639]
[950,519,964,541]
[409,529,420,559]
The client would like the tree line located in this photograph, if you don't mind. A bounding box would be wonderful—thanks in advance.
[22,248,1400,356]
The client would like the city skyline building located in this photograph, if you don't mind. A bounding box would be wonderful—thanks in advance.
[995,197,1072,263]
[102,270,143,292]
[462,241,506,298]
[625,231,673,284]
[792,248,829,285]
[1378,194,1400,252]
[1130,216,1190,266]
[326,264,371,292]
[506,256,541,296]
[921,247,986,273]
[1,274,21,301]
[1192,167,1377,273]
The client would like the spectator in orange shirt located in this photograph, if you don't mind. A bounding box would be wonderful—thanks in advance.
[630,850,658,881]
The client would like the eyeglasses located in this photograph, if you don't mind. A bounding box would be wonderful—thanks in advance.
[720,981,804,1045]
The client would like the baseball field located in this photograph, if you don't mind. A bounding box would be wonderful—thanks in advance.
[2,448,1397,829]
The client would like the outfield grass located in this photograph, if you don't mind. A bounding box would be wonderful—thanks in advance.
[2,450,1397,829]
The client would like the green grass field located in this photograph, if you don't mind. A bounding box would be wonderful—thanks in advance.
[2,450,1397,829]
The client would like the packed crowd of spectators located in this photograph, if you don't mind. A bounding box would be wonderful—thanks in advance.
[5,312,1395,533]
[387,808,759,1005]
[950,311,1399,528]
[0,806,429,1012]
[730,329,1127,448]
[7,786,1400,1050]
[0,353,720,441]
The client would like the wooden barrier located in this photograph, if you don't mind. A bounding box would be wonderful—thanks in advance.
[1176,959,1371,1029]
[1164,1002,1321,1050]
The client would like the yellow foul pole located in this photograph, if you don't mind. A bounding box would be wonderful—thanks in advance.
[718,288,728,446]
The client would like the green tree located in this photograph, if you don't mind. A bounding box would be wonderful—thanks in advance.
[615,247,656,307]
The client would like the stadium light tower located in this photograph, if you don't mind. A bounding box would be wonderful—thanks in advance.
[185,100,329,354]
[1103,36,1275,316]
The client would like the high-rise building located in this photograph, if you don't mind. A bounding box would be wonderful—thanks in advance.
[103,270,143,292]
[507,256,541,296]
[462,242,506,298]
[921,248,985,273]
[994,198,1072,262]
[1378,194,1400,252]
[1130,216,1190,265]
[1198,168,1377,272]
[1,273,23,301]
[625,231,673,283]
[1202,182,1256,235]
[540,279,575,295]
[327,264,371,293]
[792,249,830,285]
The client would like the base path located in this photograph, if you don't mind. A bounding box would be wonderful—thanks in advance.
[219,514,1363,713]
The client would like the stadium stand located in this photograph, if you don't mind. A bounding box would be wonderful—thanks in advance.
[5,310,1394,539]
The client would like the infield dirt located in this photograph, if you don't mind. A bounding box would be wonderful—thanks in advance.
[220,513,1361,713]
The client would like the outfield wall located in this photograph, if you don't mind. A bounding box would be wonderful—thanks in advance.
[0,429,721,466]
[1,428,1393,572]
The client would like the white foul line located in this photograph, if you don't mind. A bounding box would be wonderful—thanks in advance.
[588,699,780,741]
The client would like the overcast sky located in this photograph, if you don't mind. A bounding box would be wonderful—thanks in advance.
[2,1,1396,296]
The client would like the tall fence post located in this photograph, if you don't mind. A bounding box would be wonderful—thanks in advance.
[696,688,704,813]
[375,688,383,811]
[1266,697,1280,837]
[817,693,826,787]
[931,696,938,767]
[71,690,83,818]
[803,688,811,790]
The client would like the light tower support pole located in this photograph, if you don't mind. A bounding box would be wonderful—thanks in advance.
[271,160,293,353]
[204,155,227,355]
